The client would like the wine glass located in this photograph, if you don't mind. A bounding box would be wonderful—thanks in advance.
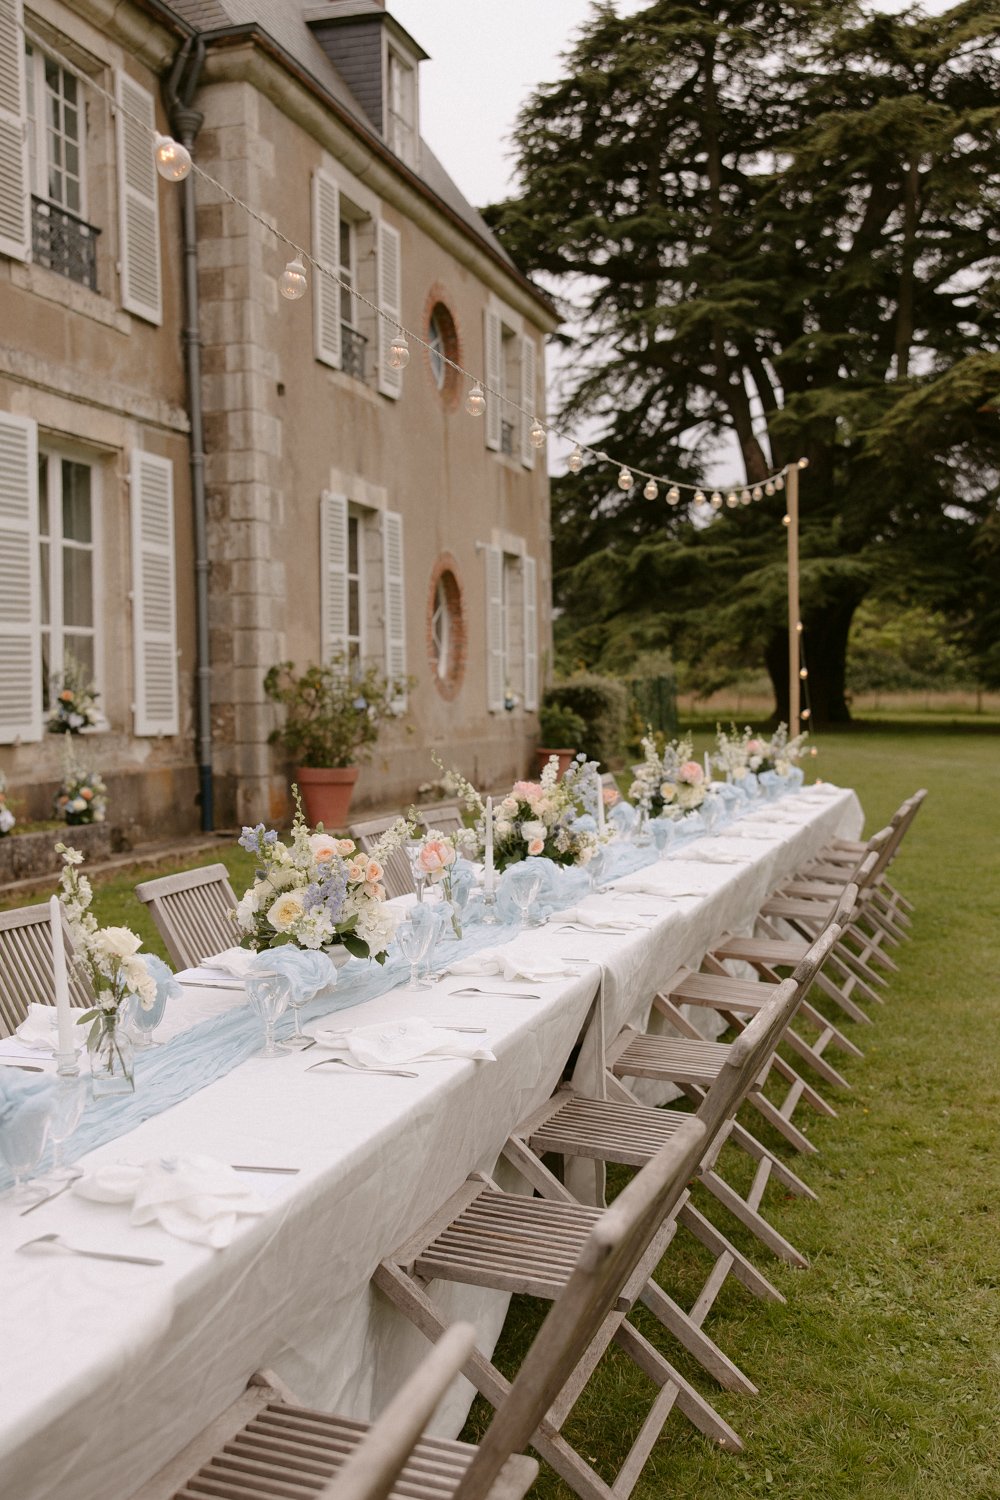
[246,970,291,1058]
[278,983,315,1051]
[0,1089,53,1206]
[128,988,167,1049]
[404,838,427,903]
[507,860,544,929]
[39,1076,87,1184]
[396,905,436,989]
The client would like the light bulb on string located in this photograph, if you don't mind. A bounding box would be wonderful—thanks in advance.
[751,485,763,501]
[529,421,546,449]
[694,489,706,507]
[466,384,485,417]
[782,514,791,526]
[567,445,584,474]
[775,474,785,491]
[800,708,811,720]
[764,480,775,496]
[617,467,633,491]
[795,621,804,633]
[739,488,752,505]
[726,490,738,508]
[667,485,680,505]
[153,133,192,182]
[643,479,658,500]
[798,456,809,469]
[279,257,307,300]
[799,667,808,679]
[388,332,410,369]
[710,491,722,509]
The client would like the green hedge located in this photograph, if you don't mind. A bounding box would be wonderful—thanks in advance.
[542,675,628,768]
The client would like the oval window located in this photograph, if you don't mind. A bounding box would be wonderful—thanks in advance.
[427,560,465,699]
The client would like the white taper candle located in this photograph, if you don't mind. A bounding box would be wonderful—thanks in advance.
[484,796,495,895]
[595,771,606,834]
[51,894,75,1056]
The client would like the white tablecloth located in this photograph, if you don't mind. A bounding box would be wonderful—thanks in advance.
[0,785,861,1500]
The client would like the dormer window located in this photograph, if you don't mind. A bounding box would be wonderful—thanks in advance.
[386,48,416,166]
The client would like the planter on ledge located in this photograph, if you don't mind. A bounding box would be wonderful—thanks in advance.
[296,766,359,831]
[535,748,577,777]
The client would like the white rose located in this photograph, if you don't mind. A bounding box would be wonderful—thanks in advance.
[122,956,157,1010]
[234,888,258,928]
[355,901,399,956]
[94,926,142,960]
[520,820,547,843]
[267,890,306,932]
[308,833,341,866]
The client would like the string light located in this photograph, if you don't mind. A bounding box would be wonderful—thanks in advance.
[567,445,584,474]
[798,457,810,469]
[388,332,411,369]
[799,667,808,679]
[739,488,752,505]
[800,707,811,720]
[465,384,485,417]
[153,133,192,181]
[667,485,680,505]
[775,475,785,491]
[782,514,791,526]
[710,491,722,509]
[643,479,658,500]
[726,490,738,508]
[617,467,633,491]
[694,489,706,507]
[279,257,307,300]
[751,485,763,501]
[529,420,546,449]
[765,480,775,496]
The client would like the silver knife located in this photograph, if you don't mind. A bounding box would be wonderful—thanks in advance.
[19,1180,74,1216]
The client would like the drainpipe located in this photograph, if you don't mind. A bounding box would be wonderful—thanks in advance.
[164,41,213,830]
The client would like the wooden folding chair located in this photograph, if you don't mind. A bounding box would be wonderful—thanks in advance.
[350,815,416,900]
[812,788,924,930]
[131,1322,537,1500]
[418,802,467,837]
[0,903,93,1037]
[135,864,240,970]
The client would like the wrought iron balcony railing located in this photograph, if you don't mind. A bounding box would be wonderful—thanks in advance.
[341,324,368,382]
[31,197,100,292]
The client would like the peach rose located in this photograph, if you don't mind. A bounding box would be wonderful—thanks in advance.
[527,837,545,856]
[417,839,455,881]
[679,761,703,784]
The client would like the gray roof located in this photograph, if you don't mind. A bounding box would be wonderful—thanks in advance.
[167,0,517,271]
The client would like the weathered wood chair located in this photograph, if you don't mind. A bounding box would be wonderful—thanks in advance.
[811,788,924,932]
[417,802,466,837]
[131,1322,537,1500]
[135,864,239,970]
[0,903,93,1037]
[350,815,416,900]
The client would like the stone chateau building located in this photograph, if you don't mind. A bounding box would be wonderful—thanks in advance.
[0,0,555,838]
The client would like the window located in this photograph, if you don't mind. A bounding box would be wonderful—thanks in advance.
[428,310,446,390]
[386,50,417,166]
[346,511,363,671]
[23,43,99,291]
[312,172,385,387]
[484,545,538,712]
[320,493,407,705]
[37,450,99,713]
[427,559,465,700]
[426,299,460,404]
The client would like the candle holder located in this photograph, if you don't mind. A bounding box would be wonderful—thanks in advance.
[56,1049,81,1079]
[480,889,499,925]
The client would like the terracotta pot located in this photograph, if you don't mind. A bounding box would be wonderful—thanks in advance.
[295,766,359,831]
[536,747,577,777]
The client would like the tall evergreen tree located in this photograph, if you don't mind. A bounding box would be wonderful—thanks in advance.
[486,0,1000,722]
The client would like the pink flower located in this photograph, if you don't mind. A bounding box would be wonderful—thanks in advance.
[602,786,619,806]
[417,839,456,880]
[512,780,542,803]
[527,837,545,856]
[679,761,703,784]
[746,739,765,755]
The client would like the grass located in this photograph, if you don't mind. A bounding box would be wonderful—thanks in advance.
[461,722,1000,1498]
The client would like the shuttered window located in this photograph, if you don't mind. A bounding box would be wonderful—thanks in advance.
[320,491,349,663]
[484,308,503,452]
[0,410,41,743]
[522,554,538,711]
[520,336,538,470]
[116,72,161,324]
[130,450,178,735]
[484,544,504,712]
[313,170,342,370]
[0,0,30,262]
[382,510,406,708]
[377,219,403,399]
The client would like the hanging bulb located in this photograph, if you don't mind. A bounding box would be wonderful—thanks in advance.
[800,708,811,720]
[567,445,584,474]
[466,384,485,416]
[775,474,785,491]
[798,456,810,469]
[694,489,706,507]
[739,487,752,505]
[279,256,308,300]
[799,667,808,679]
[751,485,763,501]
[782,513,791,526]
[667,485,680,505]
[795,620,804,633]
[643,479,658,500]
[617,467,633,490]
[154,133,192,182]
[710,490,723,509]
[726,490,738,508]
[388,331,410,369]
[529,420,546,449]
[764,480,775,496]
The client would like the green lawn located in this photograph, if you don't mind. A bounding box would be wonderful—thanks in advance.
[462,723,1000,1498]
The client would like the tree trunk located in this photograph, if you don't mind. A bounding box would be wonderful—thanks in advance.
[765,598,859,726]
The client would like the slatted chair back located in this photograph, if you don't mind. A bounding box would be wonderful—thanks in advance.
[453,1114,709,1500]
[350,816,415,900]
[135,864,239,971]
[0,904,93,1037]
[417,802,466,837]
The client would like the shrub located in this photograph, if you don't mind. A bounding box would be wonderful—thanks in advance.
[542,675,628,768]
[538,700,587,747]
[264,655,410,768]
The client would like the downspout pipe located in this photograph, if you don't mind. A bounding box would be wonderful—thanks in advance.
[164,41,213,830]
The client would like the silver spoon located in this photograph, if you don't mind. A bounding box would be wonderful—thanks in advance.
[17,1233,164,1266]
[306,1058,418,1078]
[448,986,540,999]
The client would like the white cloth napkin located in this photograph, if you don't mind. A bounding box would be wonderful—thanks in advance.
[444,949,578,981]
[547,907,646,930]
[73,1154,268,1249]
[674,850,752,865]
[610,877,708,897]
[199,946,257,978]
[315,1018,495,1068]
[15,1003,85,1053]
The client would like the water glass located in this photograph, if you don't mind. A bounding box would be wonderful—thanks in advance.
[129,988,167,1048]
[396,904,437,989]
[40,1076,88,1183]
[246,970,292,1058]
[0,1093,53,1206]
[650,818,674,860]
[507,860,544,928]
[587,845,609,893]
[404,838,427,903]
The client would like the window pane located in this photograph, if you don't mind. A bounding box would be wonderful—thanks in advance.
[62,462,92,542]
[64,634,94,682]
[40,632,51,710]
[348,581,360,638]
[39,542,50,624]
[63,546,93,628]
[38,456,49,536]
[339,218,351,269]
[347,516,359,574]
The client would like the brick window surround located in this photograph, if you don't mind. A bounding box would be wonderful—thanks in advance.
[426,554,467,700]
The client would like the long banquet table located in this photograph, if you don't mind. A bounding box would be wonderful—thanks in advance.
[0,784,862,1500]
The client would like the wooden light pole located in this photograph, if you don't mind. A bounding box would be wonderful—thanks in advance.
[785,462,801,730]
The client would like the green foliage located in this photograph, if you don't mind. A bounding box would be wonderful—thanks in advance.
[538,699,587,748]
[488,0,1000,723]
[846,601,974,694]
[263,656,409,768]
[543,674,629,768]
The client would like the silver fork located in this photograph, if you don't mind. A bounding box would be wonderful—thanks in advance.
[17,1233,164,1266]
[306,1057,418,1078]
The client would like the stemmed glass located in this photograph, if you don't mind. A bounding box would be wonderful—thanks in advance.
[39,1076,88,1184]
[587,845,609,894]
[245,970,291,1058]
[278,985,315,1051]
[129,989,167,1049]
[507,861,544,929]
[0,1091,53,1206]
[404,837,427,903]
[396,904,437,989]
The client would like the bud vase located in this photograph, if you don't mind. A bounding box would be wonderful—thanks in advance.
[88,1014,135,1099]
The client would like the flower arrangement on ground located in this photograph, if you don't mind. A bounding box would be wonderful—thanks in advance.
[232,791,406,963]
[55,765,107,825]
[47,656,100,735]
[630,734,706,817]
[0,772,14,836]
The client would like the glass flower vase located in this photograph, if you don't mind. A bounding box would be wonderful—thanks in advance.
[88,1013,136,1099]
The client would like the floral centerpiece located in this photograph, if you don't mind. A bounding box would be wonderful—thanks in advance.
[48,656,101,735]
[491,755,603,872]
[630,733,707,817]
[57,844,175,1095]
[713,723,809,779]
[0,772,14,836]
[55,765,107,825]
[761,723,809,774]
[415,825,479,937]
[232,791,405,963]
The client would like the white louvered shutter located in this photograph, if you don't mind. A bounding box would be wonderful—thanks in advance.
[485,545,504,712]
[320,491,349,663]
[0,411,41,743]
[382,510,407,709]
[116,72,162,324]
[484,308,502,452]
[313,170,342,369]
[520,337,538,469]
[377,220,403,399]
[0,0,29,263]
[522,554,538,711]
[130,451,178,735]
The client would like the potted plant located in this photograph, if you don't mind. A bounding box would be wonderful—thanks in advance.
[536,701,587,776]
[263,655,408,828]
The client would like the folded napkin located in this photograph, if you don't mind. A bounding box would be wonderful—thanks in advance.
[199,946,258,979]
[547,907,646,930]
[315,1018,495,1067]
[74,1154,268,1249]
[444,949,578,982]
[15,1003,85,1053]
[610,877,708,898]
[674,850,751,866]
